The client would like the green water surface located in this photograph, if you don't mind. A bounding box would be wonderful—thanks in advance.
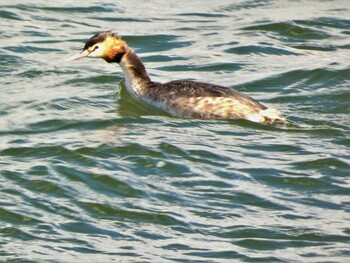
[1,0,349,262]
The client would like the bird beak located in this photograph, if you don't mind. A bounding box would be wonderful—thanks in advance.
[65,49,90,61]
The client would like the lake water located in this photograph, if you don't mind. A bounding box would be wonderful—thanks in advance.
[1,0,349,262]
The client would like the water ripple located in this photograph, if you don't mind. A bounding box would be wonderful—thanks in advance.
[1,0,349,262]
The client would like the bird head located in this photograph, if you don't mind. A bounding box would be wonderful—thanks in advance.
[66,31,127,63]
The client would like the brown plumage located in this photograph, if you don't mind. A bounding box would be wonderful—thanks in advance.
[66,31,285,123]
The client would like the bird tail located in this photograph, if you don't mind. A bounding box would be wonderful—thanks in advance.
[259,107,285,124]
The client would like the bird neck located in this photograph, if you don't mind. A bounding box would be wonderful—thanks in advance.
[119,48,151,98]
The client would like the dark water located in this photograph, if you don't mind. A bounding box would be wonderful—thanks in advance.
[1,0,350,262]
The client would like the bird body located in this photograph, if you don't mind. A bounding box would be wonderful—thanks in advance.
[66,31,284,123]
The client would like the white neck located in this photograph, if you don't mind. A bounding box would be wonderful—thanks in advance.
[119,59,137,96]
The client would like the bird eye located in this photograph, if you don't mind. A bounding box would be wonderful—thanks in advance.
[94,46,99,51]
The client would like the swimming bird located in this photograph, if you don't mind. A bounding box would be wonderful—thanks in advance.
[66,31,284,123]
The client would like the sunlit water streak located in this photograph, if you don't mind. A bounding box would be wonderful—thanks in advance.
[1,0,350,262]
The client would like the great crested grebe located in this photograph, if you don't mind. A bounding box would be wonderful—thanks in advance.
[66,31,284,123]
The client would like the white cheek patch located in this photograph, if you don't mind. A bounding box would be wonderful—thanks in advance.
[87,45,105,58]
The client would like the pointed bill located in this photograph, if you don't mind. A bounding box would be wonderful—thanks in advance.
[65,50,90,61]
